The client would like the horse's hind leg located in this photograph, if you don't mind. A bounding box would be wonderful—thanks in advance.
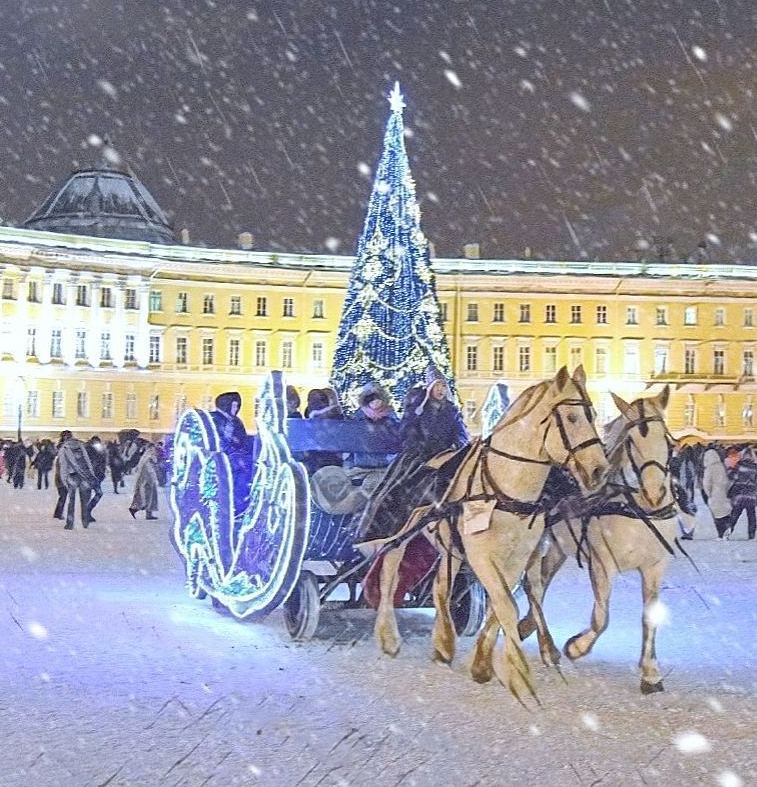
[639,558,669,694]
[430,520,463,665]
[564,539,616,660]
[374,538,411,657]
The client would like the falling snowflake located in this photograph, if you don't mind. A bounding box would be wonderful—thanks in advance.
[96,79,118,98]
[357,162,371,176]
[717,771,743,787]
[27,621,48,640]
[444,69,462,89]
[644,599,670,627]
[672,731,711,754]
[569,91,591,112]
[692,45,708,62]
[324,237,341,252]
[581,712,600,731]
[715,113,733,132]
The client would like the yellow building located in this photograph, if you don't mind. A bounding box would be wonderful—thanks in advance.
[2,163,757,441]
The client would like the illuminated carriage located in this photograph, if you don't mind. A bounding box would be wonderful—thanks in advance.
[170,371,485,640]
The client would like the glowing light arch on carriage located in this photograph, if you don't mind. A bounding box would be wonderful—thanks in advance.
[170,372,310,619]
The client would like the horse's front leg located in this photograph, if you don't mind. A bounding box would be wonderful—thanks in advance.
[520,541,563,668]
[470,606,498,683]
[564,532,616,660]
[639,557,670,694]
[429,519,463,664]
[374,538,410,656]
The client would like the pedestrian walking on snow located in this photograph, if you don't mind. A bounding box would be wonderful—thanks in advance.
[129,445,159,520]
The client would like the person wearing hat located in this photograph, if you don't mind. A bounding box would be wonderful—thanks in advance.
[349,382,399,470]
[399,366,468,459]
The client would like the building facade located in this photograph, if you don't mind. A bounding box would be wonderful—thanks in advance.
[2,223,757,441]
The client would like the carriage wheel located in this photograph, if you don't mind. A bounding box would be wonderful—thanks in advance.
[451,570,486,637]
[283,571,320,641]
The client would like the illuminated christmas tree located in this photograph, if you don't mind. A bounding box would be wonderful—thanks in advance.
[330,83,456,414]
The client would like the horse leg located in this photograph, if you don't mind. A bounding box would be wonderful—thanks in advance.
[374,538,410,656]
[639,559,668,694]
[429,520,463,665]
[470,606,499,683]
[564,538,616,660]
[464,534,538,703]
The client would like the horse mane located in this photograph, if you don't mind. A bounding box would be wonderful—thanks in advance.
[490,379,551,434]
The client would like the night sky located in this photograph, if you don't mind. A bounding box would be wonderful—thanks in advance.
[2,0,757,262]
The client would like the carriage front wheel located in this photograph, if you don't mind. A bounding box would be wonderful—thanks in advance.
[283,571,320,641]
[451,570,486,637]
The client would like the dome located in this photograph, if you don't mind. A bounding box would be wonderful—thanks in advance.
[23,155,176,245]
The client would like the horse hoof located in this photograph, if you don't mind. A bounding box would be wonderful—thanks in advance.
[379,637,401,657]
[517,618,536,641]
[432,649,453,665]
[563,638,583,661]
[541,649,562,668]
[640,679,664,695]
[470,666,494,684]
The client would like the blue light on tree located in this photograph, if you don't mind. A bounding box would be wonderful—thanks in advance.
[330,82,456,414]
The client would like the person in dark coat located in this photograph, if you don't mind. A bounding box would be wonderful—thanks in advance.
[211,391,251,511]
[349,382,399,470]
[32,439,55,490]
[302,388,344,473]
[286,386,303,418]
[85,436,107,522]
[57,433,98,529]
[107,441,126,493]
[727,447,757,540]
[53,431,72,519]
[7,441,27,489]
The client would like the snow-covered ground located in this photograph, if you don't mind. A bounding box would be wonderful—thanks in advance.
[0,478,754,787]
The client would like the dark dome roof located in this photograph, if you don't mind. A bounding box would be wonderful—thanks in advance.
[23,159,176,245]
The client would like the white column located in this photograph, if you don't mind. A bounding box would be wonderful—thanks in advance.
[12,274,28,363]
[63,278,77,367]
[112,278,126,368]
[136,282,150,368]
[87,281,101,367]
[37,274,53,364]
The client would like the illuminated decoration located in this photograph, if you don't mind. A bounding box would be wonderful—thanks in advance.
[481,381,512,438]
[170,371,310,619]
[330,82,456,414]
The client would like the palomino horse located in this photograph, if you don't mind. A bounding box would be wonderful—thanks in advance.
[373,366,609,702]
[513,385,678,694]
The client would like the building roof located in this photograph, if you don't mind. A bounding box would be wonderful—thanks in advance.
[22,155,176,245]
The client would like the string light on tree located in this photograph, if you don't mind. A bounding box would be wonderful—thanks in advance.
[331,82,456,413]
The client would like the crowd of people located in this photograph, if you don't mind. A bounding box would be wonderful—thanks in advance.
[0,433,167,529]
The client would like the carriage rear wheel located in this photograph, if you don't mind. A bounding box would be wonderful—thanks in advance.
[283,571,320,641]
[451,570,486,637]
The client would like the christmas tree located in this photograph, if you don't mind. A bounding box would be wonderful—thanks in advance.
[330,83,456,414]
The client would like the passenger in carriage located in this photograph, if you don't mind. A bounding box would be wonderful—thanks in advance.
[302,388,344,473]
[211,392,252,510]
[286,386,303,418]
[349,382,399,470]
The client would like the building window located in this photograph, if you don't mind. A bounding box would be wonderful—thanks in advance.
[75,284,88,306]
[256,296,267,317]
[230,296,242,316]
[313,299,325,319]
[76,391,88,418]
[100,332,111,361]
[544,345,557,374]
[570,346,582,369]
[684,306,697,326]
[743,350,754,377]
[684,348,696,375]
[174,395,188,420]
[124,334,136,362]
[28,281,39,303]
[519,346,531,372]
[52,283,64,305]
[26,391,39,418]
[125,288,137,310]
[745,308,754,327]
[149,395,160,421]
[255,340,267,367]
[176,337,187,365]
[466,303,479,322]
[228,338,240,366]
[595,347,607,375]
[685,396,695,426]
[149,290,162,312]
[440,302,448,322]
[149,335,161,364]
[465,400,477,423]
[624,306,637,325]
[176,292,189,313]
[596,305,607,324]
[2,279,14,299]
[52,391,65,419]
[126,393,137,421]
[50,329,62,359]
[282,340,293,369]
[570,305,582,324]
[717,396,726,428]
[714,307,725,326]
[466,345,478,371]
[713,349,725,375]
[202,338,214,365]
[283,297,294,317]
[493,346,504,372]
[203,294,215,314]
[656,306,668,326]
[101,393,113,420]
[544,304,556,323]
[493,303,505,323]
[100,287,113,308]
[654,346,668,375]
[75,329,87,360]
[623,344,640,376]
[26,328,36,358]
[312,342,324,369]
[519,304,531,323]
[743,400,754,428]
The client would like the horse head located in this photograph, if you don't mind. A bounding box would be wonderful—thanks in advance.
[608,385,672,509]
[541,365,609,492]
